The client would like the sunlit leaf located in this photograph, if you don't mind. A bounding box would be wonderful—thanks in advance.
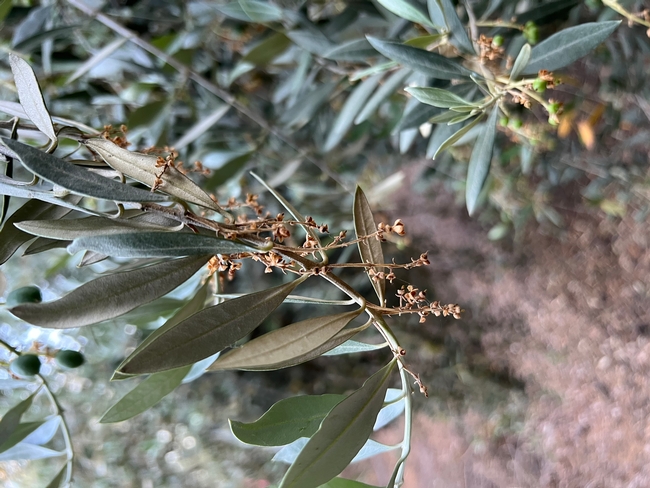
[322,340,387,356]
[230,394,345,446]
[466,106,499,216]
[209,309,363,371]
[10,256,209,328]
[439,0,475,54]
[0,389,38,453]
[376,0,435,28]
[366,37,475,80]
[9,54,56,142]
[119,277,307,375]
[1,139,168,203]
[353,187,385,304]
[0,442,63,461]
[100,366,190,423]
[405,86,475,109]
[522,21,620,75]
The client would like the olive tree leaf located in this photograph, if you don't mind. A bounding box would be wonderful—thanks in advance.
[0,179,100,216]
[427,0,445,29]
[322,39,377,62]
[238,0,283,22]
[509,43,531,81]
[274,437,396,465]
[278,359,396,488]
[0,441,64,461]
[208,308,363,371]
[9,256,209,328]
[9,54,56,143]
[319,478,381,488]
[67,232,259,258]
[355,69,411,124]
[466,106,499,216]
[83,138,223,213]
[366,37,475,80]
[230,394,345,447]
[373,388,405,431]
[119,276,308,375]
[432,114,483,159]
[322,340,387,356]
[44,465,67,488]
[521,21,621,75]
[439,0,475,54]
[0,389,39,453]
[1,139,168,203]
[100,366,190,423]
[375,0,436,29]
[0,421,45,454]
[405,86,475,109]
[353,186,385,304]
[323,74,383,153]
[23,237,68,256]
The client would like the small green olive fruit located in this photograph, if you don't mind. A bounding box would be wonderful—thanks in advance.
[548,116,559,127]
[492,35,504,47]
[6,286,42,308]
[509,119,523,130]
[11,354,41,376]
[548,102,561,115]
[532,78,547,93]
[499,116,510,127]
[523,22,539,45]
[55,350,85,369]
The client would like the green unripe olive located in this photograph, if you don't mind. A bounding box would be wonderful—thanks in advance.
[11,354,41,376]
[6,286,42,308]
[532,78,547,93]
[548,102,561,115]
[548,116,559,127]
[492,35,504,47]
[523,22,539,45]
[509,119,523,130]
[55,350,85,369]
[525,21,536,29]
[499,116,509,127]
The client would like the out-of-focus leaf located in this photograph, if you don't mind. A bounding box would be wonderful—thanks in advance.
[286,30,334,55]
[181,352,220,384]
[1,139,168,203]
[119,277,307,375]
[209,309,363,371]
[282,83,337,130]
[0,0,13,24]
[466,106,499,216]
[439,0,475,54]
[319,478,380,488]
[515,0,580,26]
[396,102,442,132]
[373,388,404,431]
[367,37,475,80]
[9,256,209,328]
[0,390,38,452]
[174,105,230,150]
[0,199,76,265]
[22,416,60,445]
[426,121,455,158]
[427,0,445,29]
[238,0,283,22]
[0,442,63,461]
[405,86,475,109]
[353,186,385,304]
[521,21,620,75]
[322,340,387,356]
[230,394,345,446]
[404,33,445,48]
[509,43,531,81]
[376,0,436,28]
[67,232,258,258]
[0,421,43,454]
[13,25,79,54]
[127,100,170,130]
[355,69,411,124]
[242,32,290,65]
[11,6,49,47]
[84,138,221,211]
[16,214,173,241]
[100,366,190,423]
[44,465,67,488]
[433,114,482,158]
[323,39,377,62]
[278,359,397,488]
[205,152,251,188]
[323,74,383,153]
[9,54,56,142]
[67,38,127,84]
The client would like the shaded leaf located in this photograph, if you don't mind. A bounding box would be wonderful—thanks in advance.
[322,340,387,356]
[433,114,483,159]
[44,465,67,488]
[209,309,363,371]
[366,37,475,80]
[84,138,221,211]
[281,83,337,130]
[0,390,38,452]
[1,139,168,203]
[278,360,396,488]
[323,39,377,62]
[67,232,258,258]
[375,0,435,28]
[238,0,283,22]
[9,54,56,142]
[242,32,291,65]
[23,237,68,256]
[466,106,499,216]
[10,256,209,328]
[119,277,307,375]
[323,74,383,153]
[13,25,80,54]
[355,69,411,124]
[509,43,531,81]
[127,100,170,130]
[100,366,190,423]
[522,21,620,75]
[319,478,380,488]
[353,187,385,304]
[230,394,345,446]
[174,105,230,150]
[0,421,44,453]
[405,86,475,109]
[439,0,475,54]
[427,0,445,29]
[67,38,127,84]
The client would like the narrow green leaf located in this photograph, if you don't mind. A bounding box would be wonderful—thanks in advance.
[242,32,291,65]
[119,277,307,375]
[100,366,190,423]
[322,340,387,356]
[522,21,621,75]
[0,421,44,453]
[281,83,337,130]
[0,442,63,461]
[405,86,475,109]
[353,187,385,304]
[0,180,100,216]
[0,389,38,452]
[439,0,475,54]
[274,437,396,465]
[466,106,499,216]
[67,38,127,84]
[355,69,411,124]
[209,309,363,371]
[23,237,68,256]
[427,0,445,29]
[44,465,67,488]
[230,394,345,447]
[509,43,531,81]
[279,360,396,488]
[83,138,222,212]
[1,139,168,203]
[366,37,475,80]
[16,214,173,241]
[0,199,76,265]
[238,0,283,22]
[432,114,483,159]
[174,105,230,150]
[10,256,209,328]
[323,39,377,62]
[319,478,380,488]
[375,0,435,28]
[9,54,56,142]
[323,74,383,153]
[67,232,258,258]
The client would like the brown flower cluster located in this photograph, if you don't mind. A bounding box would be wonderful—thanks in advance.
[377,219,406,240]
[478,34,504,63]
